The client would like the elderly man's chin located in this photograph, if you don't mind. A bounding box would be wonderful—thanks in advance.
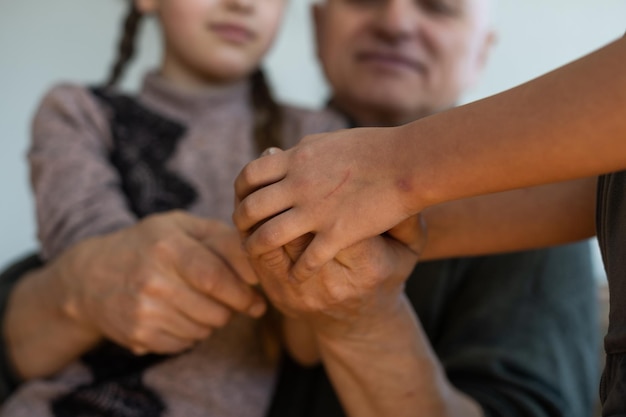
[346,81,436,125]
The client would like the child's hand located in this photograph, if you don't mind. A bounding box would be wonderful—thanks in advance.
[233,127,419,282]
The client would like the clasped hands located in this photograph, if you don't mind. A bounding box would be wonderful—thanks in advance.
[233,145,427,341]
[57,135,425,359]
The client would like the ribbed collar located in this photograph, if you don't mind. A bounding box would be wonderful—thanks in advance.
[138,71,251,124]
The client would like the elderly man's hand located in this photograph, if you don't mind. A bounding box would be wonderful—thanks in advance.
[57,210,266,355]
[251,214,424,341]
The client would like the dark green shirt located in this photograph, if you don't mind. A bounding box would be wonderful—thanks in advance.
[266,243,599,417]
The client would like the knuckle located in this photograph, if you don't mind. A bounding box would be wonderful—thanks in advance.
[128,326,149,347]
[133,298,156,326]
[325,284,349,305]
[212,309,232,328]
[128,269,155,295]
[238,198,257,224]
[257,249,287,270]
[131,345,148,356]
[141,278,168,298]
[300,294,323,314]
[150,237,177,260]
[196,326,213,340]
[254,227,282,252]
[239,163,257,187]
[198,273,219,294]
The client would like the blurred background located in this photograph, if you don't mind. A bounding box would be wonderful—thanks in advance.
[1,0,625,273]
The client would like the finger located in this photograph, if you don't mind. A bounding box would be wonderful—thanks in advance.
[233,149,283,238]
[283,233,314,263]
[204,233,260,286]
[260,147,283,157]
[291,234,340,283]
[174,236,267,317]
[233,182,295,237]
[386,214,428,256]
[145,298,215,341]
[243,208,313,257]
[133,329,200,356]
[250,247,293,296]
[234,151,288,202]
[153,281,238,329]
[254,247,292,277]
[165,210,230,243]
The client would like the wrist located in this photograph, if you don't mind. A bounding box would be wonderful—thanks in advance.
[312,294,476,417]
[5,262,101,380]
[52,249,102,341]
[311,292,412,347]
[392,121,443,213]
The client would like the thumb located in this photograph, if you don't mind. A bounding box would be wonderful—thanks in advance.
[387,214,428,256]
[283,233,314,263]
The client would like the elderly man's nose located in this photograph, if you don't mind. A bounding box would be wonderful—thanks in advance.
[376,0,416,39]
[227,0,253,12]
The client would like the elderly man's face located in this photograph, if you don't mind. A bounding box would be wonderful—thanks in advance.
[314,0,494,125]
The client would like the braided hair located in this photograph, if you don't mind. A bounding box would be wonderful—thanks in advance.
[106,3,284,152]
[105,3,143,87]
[250,69,284,152]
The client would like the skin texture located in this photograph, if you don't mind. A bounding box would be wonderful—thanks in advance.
[233,35,626,282]
[138,0,287,88]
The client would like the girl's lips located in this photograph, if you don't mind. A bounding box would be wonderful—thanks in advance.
[209,23,256,44]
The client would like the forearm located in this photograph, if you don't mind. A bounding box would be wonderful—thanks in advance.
[421,177,597,260]
[4,264,101,380]
[403,37,626,211]
[282,316,320,366]
[313,295,483,417]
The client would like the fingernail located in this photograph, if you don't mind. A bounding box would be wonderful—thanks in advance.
[261,147,280,157]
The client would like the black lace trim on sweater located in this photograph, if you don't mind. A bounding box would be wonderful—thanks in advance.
[50,87,200,417]
[92,86,197,218]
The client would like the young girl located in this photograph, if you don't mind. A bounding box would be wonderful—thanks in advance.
[0,0,344,416]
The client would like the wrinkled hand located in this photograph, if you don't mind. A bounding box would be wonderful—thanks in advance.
[57,211,266,355]
[250,214,425,340]
[233,128,417,283]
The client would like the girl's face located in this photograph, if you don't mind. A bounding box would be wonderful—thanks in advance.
[137,0,287,87]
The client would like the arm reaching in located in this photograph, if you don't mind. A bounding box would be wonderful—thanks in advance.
[234,36,626,281]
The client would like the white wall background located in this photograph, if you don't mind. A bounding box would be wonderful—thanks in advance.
[1,0,624,272]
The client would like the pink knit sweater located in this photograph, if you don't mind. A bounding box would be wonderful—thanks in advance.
[0,73,345,417]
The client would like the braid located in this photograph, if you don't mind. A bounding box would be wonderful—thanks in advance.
[106,3,143,87]
[250,69,284,154]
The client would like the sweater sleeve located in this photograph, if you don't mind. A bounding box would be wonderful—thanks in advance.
[431,243,599,417]
[29,84,136,259]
